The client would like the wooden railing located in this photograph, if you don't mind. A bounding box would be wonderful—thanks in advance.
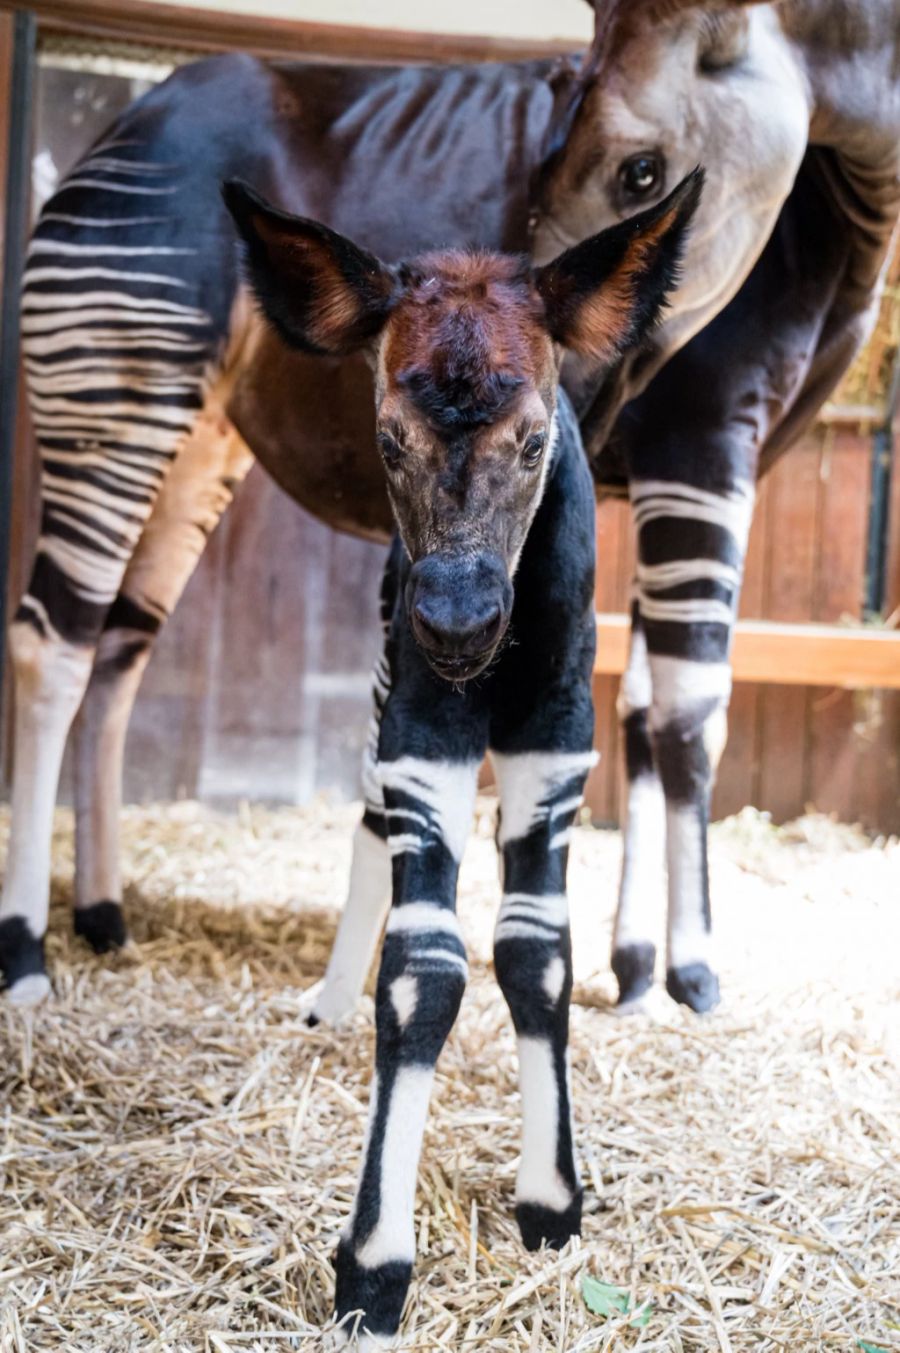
[595,614,900,689]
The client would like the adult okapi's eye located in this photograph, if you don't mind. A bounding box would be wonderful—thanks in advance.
[522,432,546,469]
[377,429,403,469]
[618,152,663,199]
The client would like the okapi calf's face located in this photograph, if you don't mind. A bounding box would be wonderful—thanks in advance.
[225,172,701,679]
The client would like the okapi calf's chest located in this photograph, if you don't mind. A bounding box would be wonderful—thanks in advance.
[225,171,700,1348]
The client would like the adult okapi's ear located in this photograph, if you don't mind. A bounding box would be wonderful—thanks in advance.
[535,167,703,363]
[223,179,398,356]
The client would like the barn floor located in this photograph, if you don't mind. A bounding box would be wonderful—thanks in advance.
[0,800,898,1352]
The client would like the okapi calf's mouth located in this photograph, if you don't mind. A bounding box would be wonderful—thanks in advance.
[224,167,704,681]
[406,551,512,681]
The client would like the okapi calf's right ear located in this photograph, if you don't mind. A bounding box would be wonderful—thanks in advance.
[223,179,398,356]
[535,167,704,365]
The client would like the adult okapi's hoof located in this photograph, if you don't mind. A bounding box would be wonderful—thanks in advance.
[611,942,656,1008]
[517,1191,583,1251]
[0,917,51,1005]
[74,900,127,954]
[666,962,720,1013]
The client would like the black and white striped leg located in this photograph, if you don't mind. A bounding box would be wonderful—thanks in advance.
[71,412,253,952]
[611,606,666,1007]
[492,750,594,1249]
[630,476,754,1014]
[0,623,95,1002]
[650,657,730,1013]
[334,754,480,1348]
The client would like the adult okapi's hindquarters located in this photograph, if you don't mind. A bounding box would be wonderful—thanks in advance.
[0,55,275,1000]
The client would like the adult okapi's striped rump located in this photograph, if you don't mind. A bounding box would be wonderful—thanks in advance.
[18,135,219,646]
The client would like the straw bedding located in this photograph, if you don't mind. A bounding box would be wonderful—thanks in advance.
[1,799,898,1351]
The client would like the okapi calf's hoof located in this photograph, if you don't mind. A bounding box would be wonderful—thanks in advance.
[611,942,657,1008]
[517,1192,583,1251]
[333,1241,410,1351]
[0,917,51,1005]
[74,900,127,954]
[666,962,720,1013]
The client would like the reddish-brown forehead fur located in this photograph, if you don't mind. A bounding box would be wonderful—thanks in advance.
[383,250,554,431]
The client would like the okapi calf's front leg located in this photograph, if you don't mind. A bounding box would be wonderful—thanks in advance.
[492,748,594,1250]
[334,634,486,1348]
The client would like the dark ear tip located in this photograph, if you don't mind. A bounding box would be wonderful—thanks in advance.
[671,165,705,218]
[221,177,253,223]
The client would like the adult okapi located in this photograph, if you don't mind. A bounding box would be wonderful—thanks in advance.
[1,0,899,1010]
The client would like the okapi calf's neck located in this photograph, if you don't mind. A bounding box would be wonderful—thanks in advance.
[225,173,700,1350]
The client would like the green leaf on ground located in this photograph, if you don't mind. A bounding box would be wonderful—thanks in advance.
[581,1275,652,1327]
[857,1341,888,1352]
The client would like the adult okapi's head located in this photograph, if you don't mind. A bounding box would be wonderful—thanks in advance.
[224,172,700,680]
[533,0,809,362]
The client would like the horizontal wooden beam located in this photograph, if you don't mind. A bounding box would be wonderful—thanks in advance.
[594,613,900,690]
[0,0,578,63]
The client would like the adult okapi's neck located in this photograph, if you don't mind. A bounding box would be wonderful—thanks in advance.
[782,0,900,165]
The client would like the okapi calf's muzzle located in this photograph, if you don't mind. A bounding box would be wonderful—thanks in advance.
[407,551,511,680]
[224,169,702,1351]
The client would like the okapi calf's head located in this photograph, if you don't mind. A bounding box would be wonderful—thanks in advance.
[225,171,701,679]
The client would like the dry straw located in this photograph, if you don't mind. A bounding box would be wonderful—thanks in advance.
[1,799,898,1351]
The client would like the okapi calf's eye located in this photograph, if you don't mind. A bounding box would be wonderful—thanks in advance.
[225,168,703,684]
[225,170,701,1350]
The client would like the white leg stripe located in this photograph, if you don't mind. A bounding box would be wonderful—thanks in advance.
[515,1037,574,1212]
[492,750,596,847]
[354,1065,434,1269]
[386,903,463,939]
[666,805,713,970]
[379,757,479,862]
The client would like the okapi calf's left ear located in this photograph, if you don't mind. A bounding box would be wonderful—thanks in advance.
[536,167,704,364]
[223,179,397,356]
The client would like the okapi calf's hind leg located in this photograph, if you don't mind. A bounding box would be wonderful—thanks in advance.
[333,612,486,1348]
[308,562,398,1029]
[71,409,254,953]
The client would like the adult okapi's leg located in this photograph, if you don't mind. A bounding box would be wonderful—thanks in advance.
[611,603,666,1007]
[334,615,487,1348]
[309,555,398,1027]
[0,143,234,999]
[71,407,253,951]
[630,475,755,1013]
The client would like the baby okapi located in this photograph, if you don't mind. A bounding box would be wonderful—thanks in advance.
[225,168,701,1347]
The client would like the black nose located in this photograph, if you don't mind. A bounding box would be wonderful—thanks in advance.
[413,599,503,658]
[407,553,511,676]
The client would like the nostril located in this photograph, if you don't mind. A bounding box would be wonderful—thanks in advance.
[413,604,446,648]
